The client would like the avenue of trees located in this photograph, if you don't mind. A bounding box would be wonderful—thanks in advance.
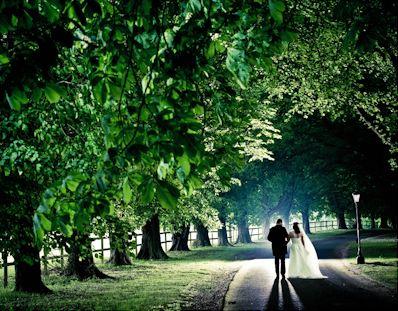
[0,0,396,293]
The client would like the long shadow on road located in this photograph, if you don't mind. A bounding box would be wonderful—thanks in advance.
[223,231,397,310]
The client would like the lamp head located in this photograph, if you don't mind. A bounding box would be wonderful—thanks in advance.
[352,192,360,203]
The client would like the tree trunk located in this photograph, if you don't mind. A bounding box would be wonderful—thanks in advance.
[193,220,211,247]
[390,216,397,230]
[14,244,51,293]
[236,219,252,244]
[108,235,132,265]
[370,213,376,229]
[169,225,190,251]
[281,210,290,229]
[263,216,270,240]
[217,217,231,246]
[380,215,389,228]
[65,234,110,280]
[337,211,347,229]
[137,214,168,259]
[301,208,311,234]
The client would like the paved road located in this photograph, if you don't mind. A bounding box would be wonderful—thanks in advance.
[223,234,397,311]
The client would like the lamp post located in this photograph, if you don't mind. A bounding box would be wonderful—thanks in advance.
[352,192,365,264]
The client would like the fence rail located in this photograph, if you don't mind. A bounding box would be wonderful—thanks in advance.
[1,220,339,288]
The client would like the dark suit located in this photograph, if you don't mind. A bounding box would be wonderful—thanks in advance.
[267,225,289,275]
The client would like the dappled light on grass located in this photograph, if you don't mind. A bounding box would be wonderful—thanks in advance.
[0,243,269,310]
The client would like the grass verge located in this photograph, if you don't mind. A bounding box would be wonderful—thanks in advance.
[0,243,268,311]
[346,233,397,291]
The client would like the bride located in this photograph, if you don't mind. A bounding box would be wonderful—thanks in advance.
[287,222,327,279]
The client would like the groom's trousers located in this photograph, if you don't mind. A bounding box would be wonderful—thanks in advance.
[274,255,286,275]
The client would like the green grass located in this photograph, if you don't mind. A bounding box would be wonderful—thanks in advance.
[309,228,394,240]
[309,229,356,239]
[346,233,397,290]
[0,243,267,311]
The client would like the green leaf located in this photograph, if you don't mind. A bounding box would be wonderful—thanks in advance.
[176,167,186,183]
[157,160,169,180]
[268,0,285,24]
[6,88,29,110]
[39,214,52,231]
[44,83,65,103]
[206,41,215,59]
[226,48,250,89]
[60,222,73,237]
[109,83,122,98]
[6,91,20,111]
[44,0,61,23]
[93,81,107,103]
[123,178,132,204]
[95,174,107,192]
[33,214,44,244]
[64,173,86,192]
[156,182,178,209]
[38,204,49,214]
[0,54,9,64]
[189,175,203,189]
[188,0,202,13]
[74,211,90,232]
[141,178,155,204]
[177,153,191,176]
[280,30,297,42]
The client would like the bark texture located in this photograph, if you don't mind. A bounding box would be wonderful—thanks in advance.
[14,244,51,293]
[137,214,168,259]
[193,220,211,247]
[301,207,311,234]
[169,225,190,251]
[108,235,132,265]
[236,219,252,244]
[217,217,232,246]
[337,211,348,229]
[65,234,110,280]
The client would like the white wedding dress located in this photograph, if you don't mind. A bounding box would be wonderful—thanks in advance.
[287,229,327,279]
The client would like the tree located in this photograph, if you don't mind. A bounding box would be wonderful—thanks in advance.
[137,213,168,260]
[24,0,291,263]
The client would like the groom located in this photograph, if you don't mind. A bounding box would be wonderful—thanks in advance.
[267,219,290,277]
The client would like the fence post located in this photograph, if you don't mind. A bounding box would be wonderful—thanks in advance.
[164,232,168,251]
[100,237,104,264]
[135,235,138,256]
[60,247,64,270]
[2,252,8,288]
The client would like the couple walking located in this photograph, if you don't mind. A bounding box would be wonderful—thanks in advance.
[267,219,326,279]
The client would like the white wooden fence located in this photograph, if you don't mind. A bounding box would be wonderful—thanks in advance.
[1,220,339,288]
